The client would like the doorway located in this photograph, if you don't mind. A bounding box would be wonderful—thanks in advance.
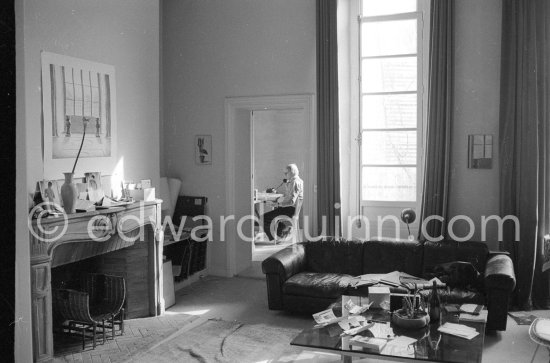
[224,94,316,277]
[251,109,309,261]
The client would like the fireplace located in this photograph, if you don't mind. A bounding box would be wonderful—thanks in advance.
[29,201,164,362]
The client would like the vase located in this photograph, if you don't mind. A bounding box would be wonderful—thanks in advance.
[392,309,430,329]
[60,172,78,214]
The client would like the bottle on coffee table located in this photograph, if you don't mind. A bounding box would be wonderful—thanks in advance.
[429,280,441,323]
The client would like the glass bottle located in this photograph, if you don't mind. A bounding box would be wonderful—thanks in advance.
[429,280,441,323]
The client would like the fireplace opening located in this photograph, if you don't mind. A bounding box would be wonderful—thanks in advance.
[50,239,151,355]
[51,255,127,354]
[51,257,97,291]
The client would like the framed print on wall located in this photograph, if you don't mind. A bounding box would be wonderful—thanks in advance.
[467,134,493,169]
[41,51,118,179]
[195,135,212,165]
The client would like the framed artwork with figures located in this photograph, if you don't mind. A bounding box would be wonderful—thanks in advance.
[38,180,62,210]
[85,172,105,203]
[195,135,212,165]
[41,51,118,179]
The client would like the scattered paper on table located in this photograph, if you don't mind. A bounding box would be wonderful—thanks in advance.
[369,322,395,339]
[459,304,480,314]
[460,310,488,323]
[348,315,365,327]
[349,336,387,352]
[338,320,350,331]
[381,336,416,358]
[438,322,479,340]
[341,322,374,336]
[344,298,373,315]
[313,309,337,325]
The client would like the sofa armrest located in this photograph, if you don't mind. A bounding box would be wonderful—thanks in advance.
[484,254,515,331]
[484,254,516,291]
[261,244,306,310]
[262,243,306,281]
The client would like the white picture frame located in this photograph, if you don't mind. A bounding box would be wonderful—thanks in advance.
[38,179,62,211]
[41,51,118,179]
[195,134,212,165]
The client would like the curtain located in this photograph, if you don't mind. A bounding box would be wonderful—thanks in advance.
[418,0,454,241]
[316,0,341,237]
[500,0,550,309]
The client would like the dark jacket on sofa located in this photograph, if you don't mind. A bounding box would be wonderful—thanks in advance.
[262,238,516,331]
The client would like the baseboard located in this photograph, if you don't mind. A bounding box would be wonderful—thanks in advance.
[173,268,208,291]
[208,266,231,277]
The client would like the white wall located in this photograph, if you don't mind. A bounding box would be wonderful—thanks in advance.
[16,0,160,359]
[21,0,160,190]
[162,0,316,275]
[448,0,502,248]
[253,110,308,193]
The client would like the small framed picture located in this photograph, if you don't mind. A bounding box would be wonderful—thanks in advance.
[76,182,88,200]
[85,172,105,203]
[468,134,493,169]
[195,135,212,165]
[39,179,62,210]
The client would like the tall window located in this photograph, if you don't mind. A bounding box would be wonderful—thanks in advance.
[359,0,427,206]
[64,67,100,118]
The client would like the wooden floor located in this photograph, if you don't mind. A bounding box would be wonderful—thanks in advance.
[54,275,550,362]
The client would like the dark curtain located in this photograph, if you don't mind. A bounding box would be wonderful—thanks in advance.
[418,0,454,241]
[500,0,550,309]
[316,0,341,236]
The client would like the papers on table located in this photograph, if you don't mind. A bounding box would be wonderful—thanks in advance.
[460,309,488,323]
[349,336,387,352]
[438,322,479,340]
[380,336,417,358]
[343,298,373,315]
[340,322,374,336]
[368,322,395,339]
[337,315,367,331]
[312,309,340,327]
[459,304,483,314]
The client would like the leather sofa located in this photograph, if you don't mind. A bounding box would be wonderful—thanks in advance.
[261,238,516,331]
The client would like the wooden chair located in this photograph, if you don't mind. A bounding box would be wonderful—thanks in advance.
[277,198,303,244]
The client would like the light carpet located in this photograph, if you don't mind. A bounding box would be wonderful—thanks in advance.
[128,317,340,363]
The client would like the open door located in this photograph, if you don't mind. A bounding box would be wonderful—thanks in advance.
[251,109,309,262]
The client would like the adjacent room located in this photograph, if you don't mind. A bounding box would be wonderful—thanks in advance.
[15,0,550,362]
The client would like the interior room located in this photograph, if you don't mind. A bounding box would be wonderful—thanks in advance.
[14,0,550,362]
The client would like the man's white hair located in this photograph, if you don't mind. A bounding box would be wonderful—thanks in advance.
[287,163,299,176]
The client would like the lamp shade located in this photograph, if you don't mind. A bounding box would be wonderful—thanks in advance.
[401,208,416,224]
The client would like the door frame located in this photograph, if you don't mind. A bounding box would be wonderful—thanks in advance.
[224,94,316,276]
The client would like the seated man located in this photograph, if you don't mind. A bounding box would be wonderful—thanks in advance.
[262,163,304,242]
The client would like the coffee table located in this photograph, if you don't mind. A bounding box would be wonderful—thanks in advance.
[290,308,486,363]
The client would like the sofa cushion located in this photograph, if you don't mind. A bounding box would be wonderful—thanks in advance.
[283,272,354,299]
[362,239,424,277]
[422,240,488,278]
[304,238,364,276]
